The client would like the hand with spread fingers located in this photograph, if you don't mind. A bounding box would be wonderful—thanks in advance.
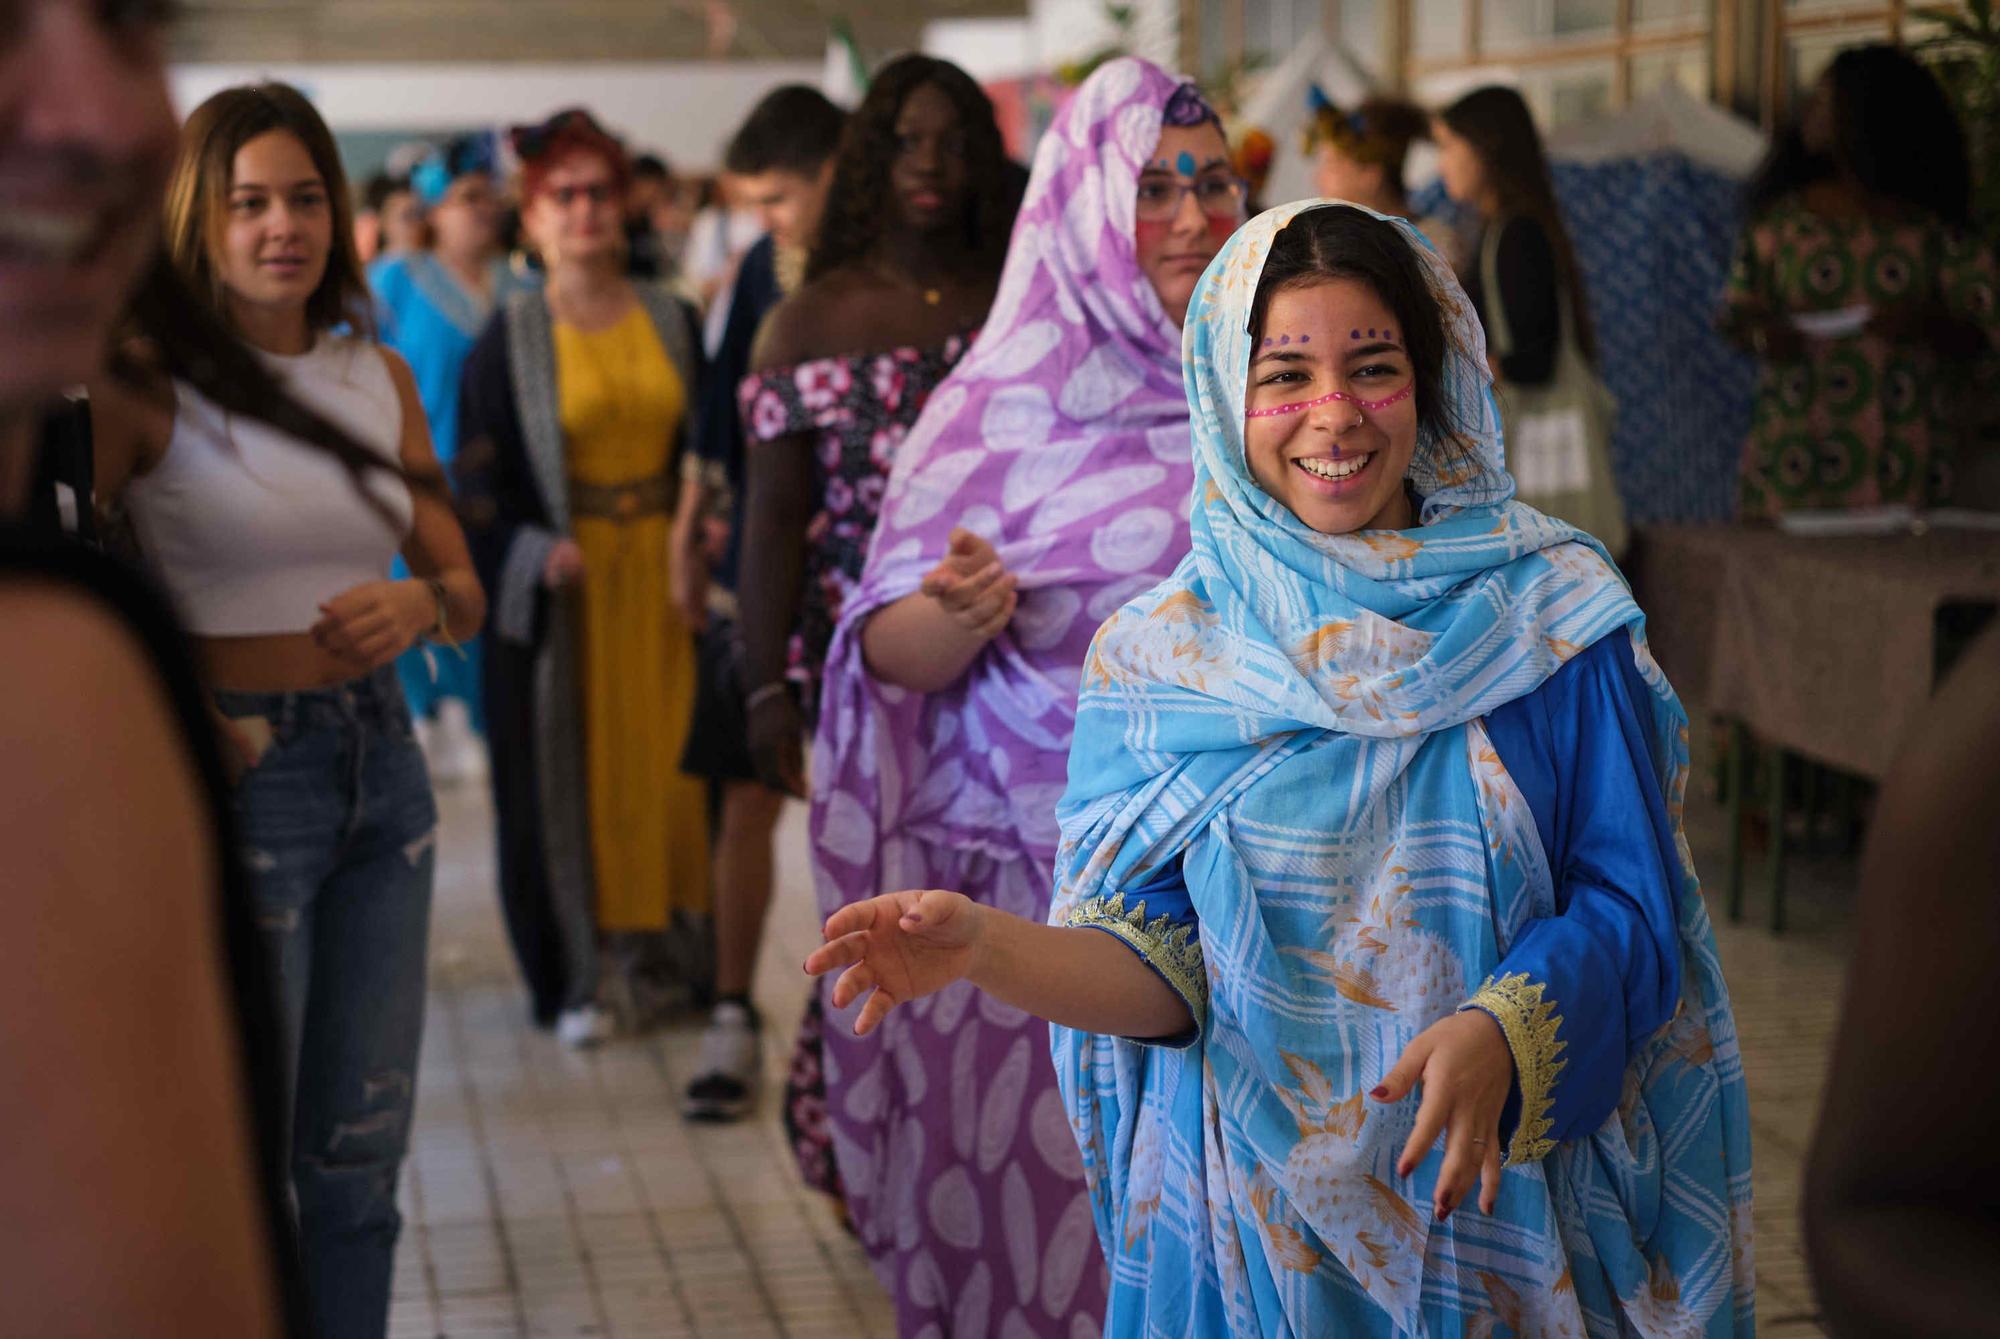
[1371,1008,1516,1221]
[804,889,984,1037]
[921,526,1017,642]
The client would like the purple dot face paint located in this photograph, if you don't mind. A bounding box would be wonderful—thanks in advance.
[1244,384,1415,419]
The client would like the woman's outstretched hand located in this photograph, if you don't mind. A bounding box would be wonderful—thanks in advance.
[1372,1008,1515,1221]
[804,889,985,1037]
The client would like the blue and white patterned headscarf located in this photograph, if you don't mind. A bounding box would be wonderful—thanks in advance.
[1049,201,1754,1335]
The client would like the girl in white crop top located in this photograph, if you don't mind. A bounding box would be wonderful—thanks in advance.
[87,84,486,1339]
[94,113,484,702]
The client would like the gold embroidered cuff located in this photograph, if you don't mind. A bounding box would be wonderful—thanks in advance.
[1462,972,1568,1165]
[1068,891,1207,1043]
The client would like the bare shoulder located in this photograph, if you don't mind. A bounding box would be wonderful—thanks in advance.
[374,341,419,393]
[750,267,885,372]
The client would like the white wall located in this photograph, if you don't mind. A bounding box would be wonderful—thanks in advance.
[921,19,1039,82]
[169,61,823,171]
[920,0,1180,82]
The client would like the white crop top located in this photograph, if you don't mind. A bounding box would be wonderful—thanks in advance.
[125,334,415,636]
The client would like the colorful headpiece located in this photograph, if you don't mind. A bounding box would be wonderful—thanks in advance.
[1302,86,1402,168]
[411,133,499,207]
[1163,82,1221,129]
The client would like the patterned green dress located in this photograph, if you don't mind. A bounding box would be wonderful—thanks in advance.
[1723,195,1998,517]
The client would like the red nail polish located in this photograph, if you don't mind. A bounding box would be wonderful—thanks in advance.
[1370,1085,1390,1100]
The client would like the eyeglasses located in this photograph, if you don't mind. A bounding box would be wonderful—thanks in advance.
[545,182,616,208]
[1135,174,1248,223]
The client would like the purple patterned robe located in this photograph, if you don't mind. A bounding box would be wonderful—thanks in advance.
[807,58,1212,1338]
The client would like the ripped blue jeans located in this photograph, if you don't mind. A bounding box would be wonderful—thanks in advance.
[217,665,437,1339]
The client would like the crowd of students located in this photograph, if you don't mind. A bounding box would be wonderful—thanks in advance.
[4,1,1995,1333]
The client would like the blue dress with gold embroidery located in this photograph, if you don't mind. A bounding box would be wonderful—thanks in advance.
[1080,632,1681,1162]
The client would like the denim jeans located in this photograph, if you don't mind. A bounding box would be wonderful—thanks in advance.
[217,665,437,1339]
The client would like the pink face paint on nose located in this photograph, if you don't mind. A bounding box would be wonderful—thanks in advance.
[1244,383,1414,418]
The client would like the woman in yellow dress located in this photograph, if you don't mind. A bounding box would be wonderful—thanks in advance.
[457,109,710,1046]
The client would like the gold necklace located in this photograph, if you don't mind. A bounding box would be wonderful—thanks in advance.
[879,260,943,308]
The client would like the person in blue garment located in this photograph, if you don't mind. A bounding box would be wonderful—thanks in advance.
[806,202,1754,1336]
[371,133,513,780]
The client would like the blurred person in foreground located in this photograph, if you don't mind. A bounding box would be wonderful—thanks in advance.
[91,82,484,1339]
[0,4,472,1335]
[1434,85,1626,558]
[372,133,517,784]
[1721,45,1996,519]
[456,109,711,1047]
[0,9,286,1334]
[1805,623,2000,1337]
[671,83,846,1123]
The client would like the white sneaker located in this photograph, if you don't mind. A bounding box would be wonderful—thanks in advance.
[430,698,487,786]
[555,1003,615,1049]
[683,1001,760,1121]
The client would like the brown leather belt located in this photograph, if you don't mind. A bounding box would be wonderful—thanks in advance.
[570,473,674,521]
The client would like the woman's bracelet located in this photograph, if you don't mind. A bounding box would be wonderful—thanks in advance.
[745,681,793,715]
[423,577,459,650]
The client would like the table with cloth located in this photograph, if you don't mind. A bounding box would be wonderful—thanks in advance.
[1631,522,2000,927]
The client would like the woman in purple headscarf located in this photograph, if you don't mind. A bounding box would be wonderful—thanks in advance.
[808,58,1244,1336]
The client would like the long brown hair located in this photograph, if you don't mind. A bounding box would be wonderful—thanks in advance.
[806,55,1015,285]
[111,255,445,521]
[164,83,373,338]
[1440,86,1595,362]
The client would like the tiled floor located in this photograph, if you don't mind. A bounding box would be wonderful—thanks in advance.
[392,737,1850,1337]
[389,781,894,1339]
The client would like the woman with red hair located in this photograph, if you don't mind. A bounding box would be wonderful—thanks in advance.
[456,109,712,1046]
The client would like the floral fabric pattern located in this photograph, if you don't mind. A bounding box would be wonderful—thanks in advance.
[738,335,971,707]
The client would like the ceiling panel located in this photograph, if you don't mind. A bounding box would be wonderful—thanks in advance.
[168,0,1029,64]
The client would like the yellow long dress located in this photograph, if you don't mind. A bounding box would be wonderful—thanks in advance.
[554,304,709,931]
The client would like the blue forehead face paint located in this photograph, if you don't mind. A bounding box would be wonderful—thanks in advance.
[1176,150,1198,177]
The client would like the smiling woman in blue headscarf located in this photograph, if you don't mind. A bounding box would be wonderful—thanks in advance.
[806,200,1753,1336]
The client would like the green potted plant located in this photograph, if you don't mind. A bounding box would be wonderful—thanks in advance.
[1916,0,2000,239]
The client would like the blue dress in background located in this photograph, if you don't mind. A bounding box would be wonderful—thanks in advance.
[371,252,517,727]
